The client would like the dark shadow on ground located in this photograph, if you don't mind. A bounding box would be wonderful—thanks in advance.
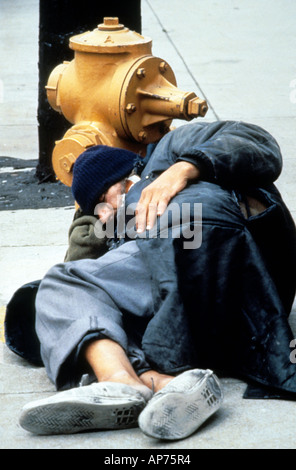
[0,157,74,211]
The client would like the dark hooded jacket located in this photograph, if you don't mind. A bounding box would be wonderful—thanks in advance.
[122,121,296,398]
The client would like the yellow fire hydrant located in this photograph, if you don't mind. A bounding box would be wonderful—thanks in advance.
[46,17,208,186]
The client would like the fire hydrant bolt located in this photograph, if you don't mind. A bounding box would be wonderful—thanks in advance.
[126,103,137,114]
[59,153,76,173]
[138,131,147,142]
[159,61,168,74]
[136,68,146,79]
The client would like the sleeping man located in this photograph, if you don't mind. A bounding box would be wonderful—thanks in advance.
[19,121,296,440]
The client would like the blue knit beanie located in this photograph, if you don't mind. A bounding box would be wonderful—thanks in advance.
[72,145,139,215]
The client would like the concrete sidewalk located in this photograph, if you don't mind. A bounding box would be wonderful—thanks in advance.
[1,0,296,450]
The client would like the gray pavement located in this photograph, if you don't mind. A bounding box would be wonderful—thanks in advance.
[0,0,296,450]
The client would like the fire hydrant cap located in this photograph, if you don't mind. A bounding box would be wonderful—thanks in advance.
[70,17,152,53]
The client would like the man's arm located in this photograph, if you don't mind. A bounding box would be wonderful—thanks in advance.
[64,210,108,261]
[135,120,283,231]
[142,121,282,187]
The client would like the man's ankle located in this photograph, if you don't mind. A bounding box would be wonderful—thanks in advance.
[99,369,143,387]
[139,371,174,393]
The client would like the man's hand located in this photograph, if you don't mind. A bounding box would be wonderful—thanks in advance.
[136,161,200,233]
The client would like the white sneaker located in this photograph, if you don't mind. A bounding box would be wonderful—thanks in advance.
[138,369,223,440]
[19,382,150,435]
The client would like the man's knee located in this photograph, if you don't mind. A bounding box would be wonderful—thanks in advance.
[183,181,244,227]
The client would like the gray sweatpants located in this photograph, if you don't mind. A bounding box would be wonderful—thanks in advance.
[35,241,154,390]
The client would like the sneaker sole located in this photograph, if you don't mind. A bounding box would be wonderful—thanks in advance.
[20,395,146,435]
[138,371,222,440]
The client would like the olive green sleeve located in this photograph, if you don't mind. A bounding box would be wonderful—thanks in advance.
[64,209,109,262]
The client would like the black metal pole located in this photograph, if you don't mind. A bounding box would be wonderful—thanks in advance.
[37,0,141,182]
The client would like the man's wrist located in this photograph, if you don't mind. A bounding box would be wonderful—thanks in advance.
[174,160,200,180]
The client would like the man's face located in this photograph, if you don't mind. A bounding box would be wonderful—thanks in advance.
[95,180,125,224]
